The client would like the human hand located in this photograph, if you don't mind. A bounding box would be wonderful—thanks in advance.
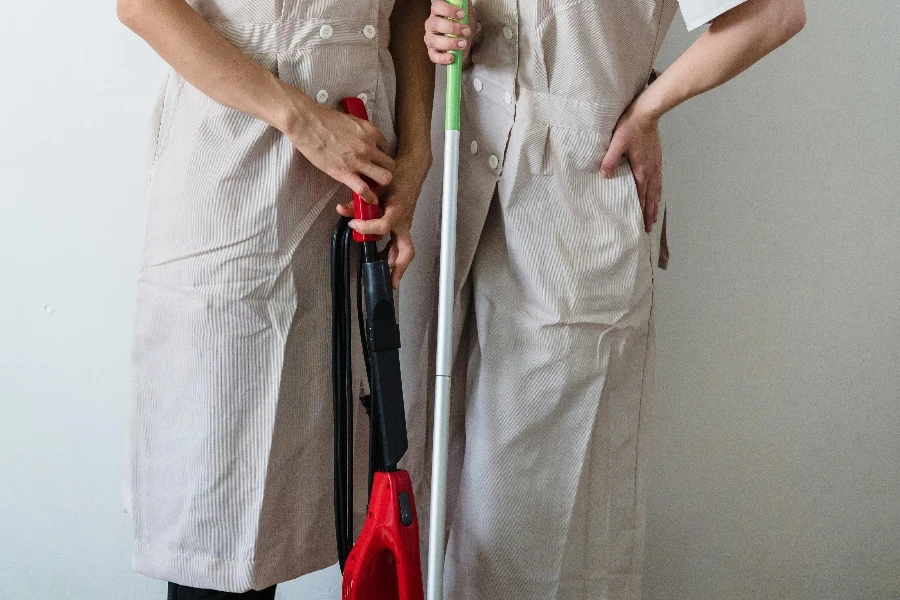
[425,1,477,67]
[336,156,428,288]
[600,104,662,233]
[283,93,394,205]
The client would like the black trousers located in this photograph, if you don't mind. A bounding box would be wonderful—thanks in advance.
[167,583,277,600]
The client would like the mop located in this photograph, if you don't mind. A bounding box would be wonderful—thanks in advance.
[426,1,468,598]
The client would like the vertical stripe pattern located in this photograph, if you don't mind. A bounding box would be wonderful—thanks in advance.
[402,0,749,598]
[129,0,396,593]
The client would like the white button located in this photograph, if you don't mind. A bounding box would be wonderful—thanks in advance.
[503,26,513,40]
[470,140,478,154]
[357,93,368,104]
[473,78,483,92]
[477,22,483,34]
[488,154,499,170]
[316,89,329,103]
[363,25,377,39]
[504,91,513,106]
[319,24,333,39]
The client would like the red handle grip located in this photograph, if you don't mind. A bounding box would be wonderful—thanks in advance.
[341,97,381,243]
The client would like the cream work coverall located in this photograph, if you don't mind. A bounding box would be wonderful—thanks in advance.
[400,0,749,598]
[128,0,397,592]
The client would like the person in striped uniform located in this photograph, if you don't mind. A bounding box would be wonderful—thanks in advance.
[414,0,806,597]
[117,0,434,597]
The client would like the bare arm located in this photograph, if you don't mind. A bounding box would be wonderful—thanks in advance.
[601,0,807,232]
[338,0,437,286]
[117,0,394,204]
[633,0,807,121]
[390,0,436,165]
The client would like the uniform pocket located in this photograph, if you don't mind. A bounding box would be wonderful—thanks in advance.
[620,158,647,233]
[542,127,612,175]
[147,70,185,183]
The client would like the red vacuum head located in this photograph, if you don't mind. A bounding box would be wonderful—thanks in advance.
[342,471,424,600]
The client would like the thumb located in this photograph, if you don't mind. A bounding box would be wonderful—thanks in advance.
[600,136,625,179]
[389,233,415,289]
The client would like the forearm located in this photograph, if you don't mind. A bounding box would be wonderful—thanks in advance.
[117,0,307,133]
[635,0,806,120]
[389,0,436,168]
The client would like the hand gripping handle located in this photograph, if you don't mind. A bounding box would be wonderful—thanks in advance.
[340,97,382,243]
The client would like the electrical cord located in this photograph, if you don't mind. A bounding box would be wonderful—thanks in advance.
[331,217,354,569]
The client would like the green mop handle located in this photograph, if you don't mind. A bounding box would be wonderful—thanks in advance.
[426,1,467,599]
[443,1,467,131]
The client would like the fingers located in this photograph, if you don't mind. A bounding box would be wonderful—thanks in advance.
[429,48,456,65]
[431,0,466,20]
[389,234,415,288]
[600,136,625,178]
[358,161,393,188]
[425,1,473,66]
[386,241,398,270]
[358,122,394,173]
[349,216,391,237]
[425,30,468,52]
[344,174,379,205]
[633,166,648,226]
[352,118,389,153]
[336,201,354,218]
[350,121,394,190]
[647,171,662,232]
[347,202,416,287]
[428,12,471,37]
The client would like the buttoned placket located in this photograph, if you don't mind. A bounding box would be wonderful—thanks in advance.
[312,21,378,108]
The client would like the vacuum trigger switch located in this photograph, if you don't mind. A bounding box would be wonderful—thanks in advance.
[399,491,414,527]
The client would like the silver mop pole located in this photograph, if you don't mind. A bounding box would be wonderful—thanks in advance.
[426,1,467,598]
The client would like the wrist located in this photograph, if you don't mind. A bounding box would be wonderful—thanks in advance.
[632,81,669,124]
[269,80,314,137]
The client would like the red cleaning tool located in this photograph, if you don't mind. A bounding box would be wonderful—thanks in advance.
[331,97,425,600]
[342,98,383,243]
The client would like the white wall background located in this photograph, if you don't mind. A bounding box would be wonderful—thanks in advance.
[643,4,900,599]
[0,2,896,599]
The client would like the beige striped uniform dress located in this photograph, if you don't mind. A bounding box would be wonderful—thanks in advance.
[128,0,397,592]
[401,0,749,598]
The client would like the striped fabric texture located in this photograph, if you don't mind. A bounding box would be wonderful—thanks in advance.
[128,0,747,595]
[399,0,748,599]
[129,0,396,592]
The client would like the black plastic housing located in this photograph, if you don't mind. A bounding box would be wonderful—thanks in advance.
[361,255,408,470]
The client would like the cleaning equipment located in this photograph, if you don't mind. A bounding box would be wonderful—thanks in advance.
[426,2,468,599]
[331,97,424,600]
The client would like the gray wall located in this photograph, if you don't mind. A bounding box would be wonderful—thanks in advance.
[0,1,896,599]
[643,5,900,599]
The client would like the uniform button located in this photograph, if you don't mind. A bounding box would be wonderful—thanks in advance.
[363,25,377,39]
[316,89,329,103]
[502,26,514,40]
[477,22,483,34]
[357,93,368,104]
[319,24,333,39]
[470,140,478,154]
[488,154,499,170]
[504,91,513,106]
[473,78,483,92]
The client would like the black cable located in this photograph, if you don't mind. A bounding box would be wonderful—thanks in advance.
[342,225,353,560]
[330,218,346,569]
[331,217,354,570]
[332,224,408,569]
